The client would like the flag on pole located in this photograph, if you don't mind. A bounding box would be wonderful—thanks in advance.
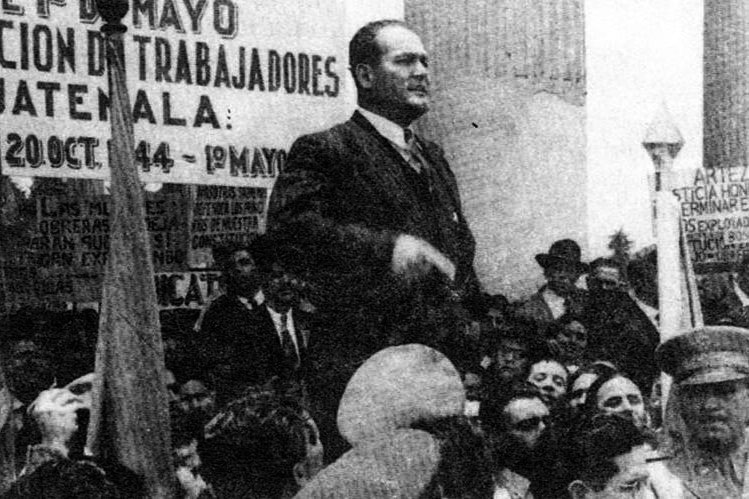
[655,184,703,439]
[85,17,176,498]
[656,188,703,345]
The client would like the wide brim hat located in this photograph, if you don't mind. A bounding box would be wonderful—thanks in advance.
[337,344,465,445]
[657,326,749,385]
[294,429,440,499]
[535,238,589,274]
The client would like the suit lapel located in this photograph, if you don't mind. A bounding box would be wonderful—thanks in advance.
[348,112,431,226]
[294,311,311,351]
[262,306,309,362]
[257,307,284,357]
[417,137,461,208]
[351,112,461,219]
[351,111,410,169]
[534,292,555,322]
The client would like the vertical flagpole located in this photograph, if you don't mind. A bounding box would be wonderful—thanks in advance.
[0,362,15,494]
[87,2,176,497]
[643,104,686,344]
[642,104,686,424]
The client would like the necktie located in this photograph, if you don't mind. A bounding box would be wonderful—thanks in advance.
[278,312,300,369]
[403,128,427,174]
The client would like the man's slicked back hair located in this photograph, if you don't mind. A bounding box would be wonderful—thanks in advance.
[348,19,408,88]
[571,414,645,492]
[479,381,545,433]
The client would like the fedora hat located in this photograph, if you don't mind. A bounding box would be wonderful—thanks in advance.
[336,344,465,445]
[535,239,589,274]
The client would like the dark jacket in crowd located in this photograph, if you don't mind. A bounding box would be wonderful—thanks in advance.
[197,295,312,403]
[267,111,480,339]
[514,286,589,342]
[583,290,660,392]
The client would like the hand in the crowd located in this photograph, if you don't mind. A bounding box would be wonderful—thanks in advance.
[28,388,86,455]
[176,467,212,499]
[392,234,456,281]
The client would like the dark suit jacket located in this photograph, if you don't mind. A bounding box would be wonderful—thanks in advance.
[583,291,660,392]
[267,111,479,331]
[198,295,311,402]
[513,287,589,341]
[267,113,480,461]
[698,274,749,328]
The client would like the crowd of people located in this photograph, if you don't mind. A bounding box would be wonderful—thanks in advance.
[3,230,749,498]
[2,17,749,499]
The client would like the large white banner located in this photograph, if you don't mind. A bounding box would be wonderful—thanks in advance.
[0,0,350,186]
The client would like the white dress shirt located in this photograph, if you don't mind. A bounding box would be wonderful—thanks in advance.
[357,107,415,164]
[734,278,749,306]
[266,306,300,356]
[541,287,566,319]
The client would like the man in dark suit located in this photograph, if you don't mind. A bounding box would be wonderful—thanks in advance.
[514,239,589,341]
[195,243,262,402]
[698,255,749,328]
[583,257,660,393]
[198,238,311,404]
[247,236,312,385]
[268,18,479,328]
[267,18,481,459]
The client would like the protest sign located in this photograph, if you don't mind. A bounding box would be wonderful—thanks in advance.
[0,0,350,186]
[0,0,351,310]
[672,166,749,273]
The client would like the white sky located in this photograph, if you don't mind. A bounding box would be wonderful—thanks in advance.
[585,0,703,257]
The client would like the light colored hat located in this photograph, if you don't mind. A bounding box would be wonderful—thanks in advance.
[657,326,749,385]
[294,429,440,499]
[336,344,465,445]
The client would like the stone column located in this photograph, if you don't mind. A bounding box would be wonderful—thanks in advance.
[704,0,749,169]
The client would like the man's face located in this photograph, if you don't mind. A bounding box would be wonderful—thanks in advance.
[545,266,579,296]
[569,373,598,411]
[588,265,626,294]
[504,397,550,451]
[363,25,430,123]
[596,377,647,429]
[493,338,529,382]
[555,321,588,362]
[574,445,655,499]
[226,249,260,298]
[264,264,302,312]
[528,360,568,404]
[679,379,749,454]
